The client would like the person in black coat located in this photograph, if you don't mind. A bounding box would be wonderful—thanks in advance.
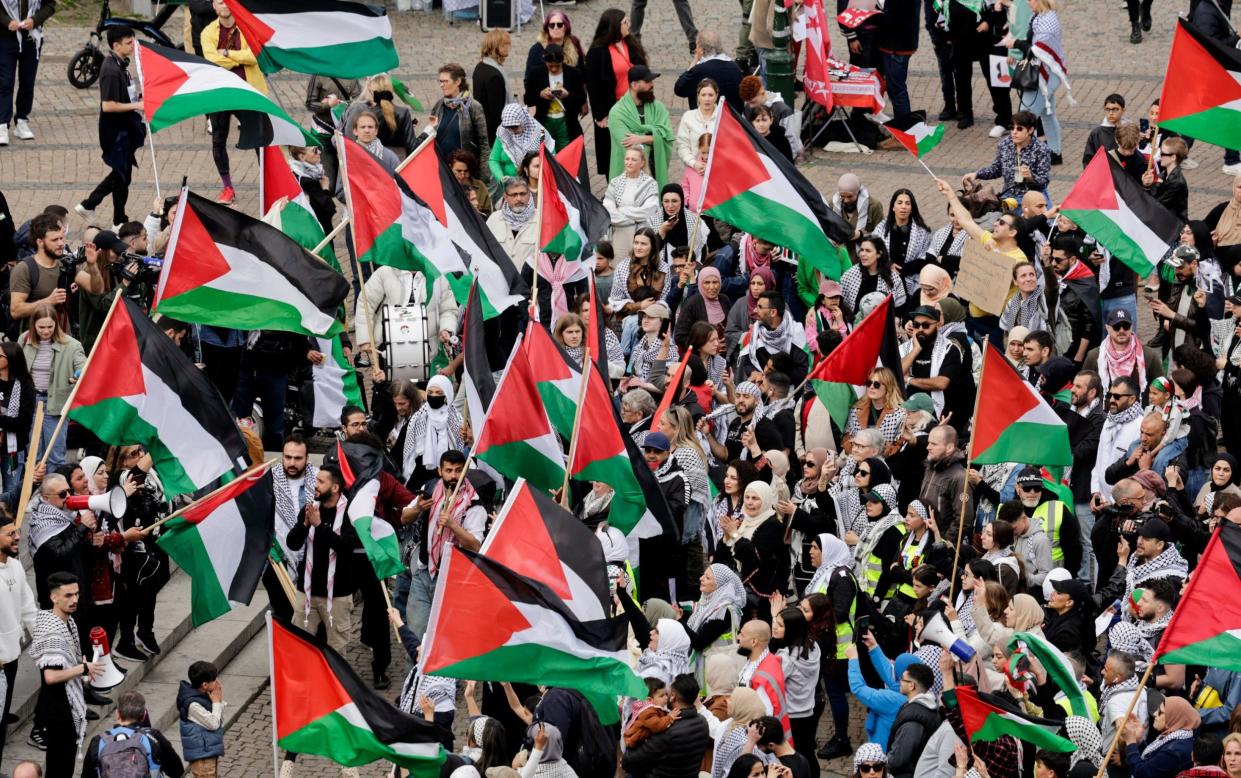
[876,0,920,121]
[473,30,513,145]
[674,31,744,111]
[584,9,648,176]
[523,44,585,149]
[1043,578,1092,657]
[623,675,713,778]
[1144,137,1189,222]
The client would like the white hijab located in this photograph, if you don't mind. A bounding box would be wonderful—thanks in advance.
[804,532,852,596]
[419,375,455,467]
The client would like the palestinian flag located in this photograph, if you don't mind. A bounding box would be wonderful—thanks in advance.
[305,335,363,429]
[271,615,444,773]
[69,298,248,497]
[571,358,673,556]
[155,190,349,337]
[1155,521,1241,669]
[884,111,946,158]
[157,465,274,626]
[134,42,315,147]
[336,440,403,579]
[1060,148,1182,276]
[969,342,1072,467]
[585,274,611,381]
[952,686,1075,752]
[259,146,337,270]
[1157,19,1241,151]
[480,478,611,623]
[523,320,581,440]
[538,145,609,262]
[1007,632,1089,718]
[700,103,852,280]
[556,135,590,184]
[473,335,566,492]
[420,546,647,715]
[222,0,398,79]
[806,295,904,391]
[399,143,526,318]
[652,347,694,431]
[460,280,496,429]
[340,136,476,305]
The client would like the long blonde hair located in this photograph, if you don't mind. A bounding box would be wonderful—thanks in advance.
[361,73,398,134]
[852,367,904,414]
[662,405,706,462]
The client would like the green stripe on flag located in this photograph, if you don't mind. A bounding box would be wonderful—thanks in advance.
[706,190,846,280]
[157,285,344,337]
[156,518,231,625]
[1059,210,1157,276]
[971,421,1073,467]
[477,440,566,492]
[430,643,648,702]
[812,380,855,431]
[574,454,644,535]
[70,396,202,496]
[353,515,404,579]
[277,709,442,774]
[256,39,400,82]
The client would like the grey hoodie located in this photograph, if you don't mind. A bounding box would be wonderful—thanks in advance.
[1014,521,1053,587]
[777,643,822,718]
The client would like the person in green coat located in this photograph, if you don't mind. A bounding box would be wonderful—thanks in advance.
[607,65,675,187]
[488,103,553,191]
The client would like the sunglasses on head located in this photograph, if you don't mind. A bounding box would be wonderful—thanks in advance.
[866,380,883,389]
[859,764,885,773]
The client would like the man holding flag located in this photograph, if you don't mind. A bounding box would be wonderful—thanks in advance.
[285,465,358,654]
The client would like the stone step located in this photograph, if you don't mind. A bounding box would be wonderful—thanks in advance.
[1,573,270,774]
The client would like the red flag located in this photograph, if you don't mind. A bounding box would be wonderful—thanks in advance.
[802,0,834,111]
[258,146,303,217]
[556,136,589,184]
[806,295,901,390]
[652,346,694,429]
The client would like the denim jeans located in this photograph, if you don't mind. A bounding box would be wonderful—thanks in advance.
[1075,501,1095,584]
[620,314,641,358]
[1020,74,1062,154]
[408,565,436,639]
[1100,294,1138,336]
[0,450,24,509]
[37,393,66,467]
[882,53,912,120]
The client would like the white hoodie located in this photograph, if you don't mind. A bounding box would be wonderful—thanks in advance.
[0,556,37,664]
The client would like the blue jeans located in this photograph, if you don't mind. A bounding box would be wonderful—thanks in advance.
[36,393,66,467]
[1075,501,1095,584]
[393,571,411,617]
[620,314,641,358]
[0,33,39,125]
[1187,467,1209,502]
[1152,437,1188,472]
[1020,74,1062,154]
[1,451,24,509]
[1100,294,1137,334]
[409,566,436,639]
[882,53,912,120]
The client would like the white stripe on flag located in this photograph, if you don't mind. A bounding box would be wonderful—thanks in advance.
[749,153,829,233]
[196,500,245,596]
[132,365,235,488]
[399,196,469,276]
[333,703,442,758]
[255,12,394,49]
[209,244,336,335]
[1101,196,1172,268]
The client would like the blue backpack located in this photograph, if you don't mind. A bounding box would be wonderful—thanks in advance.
[96,725,158,778]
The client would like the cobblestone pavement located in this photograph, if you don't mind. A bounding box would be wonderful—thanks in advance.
[0,0,1197,773]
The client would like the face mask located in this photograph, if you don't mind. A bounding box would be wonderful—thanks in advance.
[427,395,446,409]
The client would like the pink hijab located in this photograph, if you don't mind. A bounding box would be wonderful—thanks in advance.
[698,266,725,324]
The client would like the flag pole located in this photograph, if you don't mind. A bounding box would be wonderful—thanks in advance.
[37,293,123,469]
[266,611,280,778]
[13,402,44,528]
[1095,662,1157,778]
[531,150,548,321]
[268,554,298,609]
[560,343,593,507]
[310,130,438,256]
[335,133,383,372]
[132,42,161,201]
[916,157,938,181]
[948,341,987,601]
[143,458,277,533]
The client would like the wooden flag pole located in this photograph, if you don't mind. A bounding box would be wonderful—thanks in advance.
[37,293,123,469]
[13,401,44,528]
[310,131,438,255]
[948,345,987,601]
[269,556,299,609]
[1095,663,1157,778]
[143,458,277,533]
[560,343,593,507]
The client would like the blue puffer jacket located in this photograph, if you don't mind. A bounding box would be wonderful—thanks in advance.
[848,646,923,747]
[176,681,224,762]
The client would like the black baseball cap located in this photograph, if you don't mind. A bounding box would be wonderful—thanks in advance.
[91,230,128,255]
[1137,518,1173,543]
[1051,578,1090,603]
[628,65,660,82]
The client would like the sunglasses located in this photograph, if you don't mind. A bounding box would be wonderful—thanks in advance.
[856,469,871,477]
[910,321,935,330]
[866,380,883,389]
[1106,392,1134,400]
[56,489,70,499]
[802,459,816,467]
[859,764,885,773]
[1111,322,1132,331]
[547,21,565,28]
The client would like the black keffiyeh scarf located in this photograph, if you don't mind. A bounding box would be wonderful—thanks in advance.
[29,610,85,744]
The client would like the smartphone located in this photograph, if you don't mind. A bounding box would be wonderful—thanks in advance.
[659,318,672,337]
[856,615,871,635]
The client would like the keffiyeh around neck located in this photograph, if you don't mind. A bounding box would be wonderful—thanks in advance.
[1101,333,1146,392]
[737,481,775,539]
[29,610,85,744]
[1066,715,1103,768]
[1106,400,1144,428]
[804,532,852,596]
[637,618,692,684]
[28,498,75,552]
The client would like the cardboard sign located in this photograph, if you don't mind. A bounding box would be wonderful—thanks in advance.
[954,239,1015,316]
[988,54,1012,88]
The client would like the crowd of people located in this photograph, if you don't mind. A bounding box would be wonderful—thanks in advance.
[1,0,1241,777]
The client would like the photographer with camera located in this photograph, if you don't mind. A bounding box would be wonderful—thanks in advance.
[76,229,134,353]
[9,213,104,335]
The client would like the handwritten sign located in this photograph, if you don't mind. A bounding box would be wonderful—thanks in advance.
[954,239,1016,316]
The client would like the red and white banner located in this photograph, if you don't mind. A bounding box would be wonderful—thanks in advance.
[802,0,835,111]
[837,8,881,29]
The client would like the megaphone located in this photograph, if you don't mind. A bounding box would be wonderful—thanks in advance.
[66,487,127,519]
[89,627,126,690]
[920,612,976,663]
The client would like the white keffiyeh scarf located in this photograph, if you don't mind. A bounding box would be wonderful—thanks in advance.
[28,498,75,553]
[832,186,872,234]
[302,496,346,627]
[399,667,457,715]
[1142,728,1194,760]
[29,609,85,744]
[273,464,317,557]
[688,563,746,633]
[1125,544,1188,597]
[2,379,20,456]
[403,377,463,479]
[999,291,1049,334]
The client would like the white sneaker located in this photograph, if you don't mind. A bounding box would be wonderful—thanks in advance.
[0,124,8,146]
[988,124,1007,138]
[13,119,32,140]
[1222,162,1241,176]
[74,203,95,221]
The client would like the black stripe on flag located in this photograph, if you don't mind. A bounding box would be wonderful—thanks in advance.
[435,150,528,298]
[232,0,389,16]
[228,468,277,602]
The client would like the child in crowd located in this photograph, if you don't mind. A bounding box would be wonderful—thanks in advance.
[177,660,226,777]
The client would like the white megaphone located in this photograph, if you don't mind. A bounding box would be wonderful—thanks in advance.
[66,487,127,519]
[920,613,976,663]
[88,627,126,691]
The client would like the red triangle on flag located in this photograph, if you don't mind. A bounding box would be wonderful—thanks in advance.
[271,618,358,737]
[807,295,891,385]
[135,44,191,126]
[484,482,574,601]
[158,199,231,301]
[555,136,586,183]
[476,346,555,451]
[71,299,146,408]
[421,547,532,674]
[1160,20,1241,124]
[539,146,570,250]
[523,320,574,381]
[701,107,772,210]
[397,142,447,228]
[570,360,625,473]
[341,136,404,257]
[969,344,1039,458]
[1060,149,1119,213]
[221,0,274,49]
[260,146,303,216]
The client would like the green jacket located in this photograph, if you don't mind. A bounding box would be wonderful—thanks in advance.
[22,336,86,415]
